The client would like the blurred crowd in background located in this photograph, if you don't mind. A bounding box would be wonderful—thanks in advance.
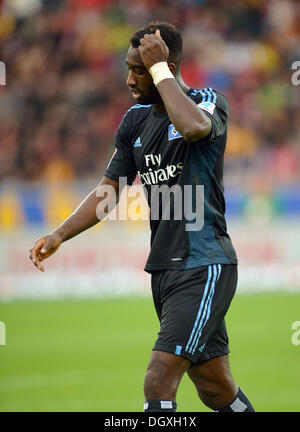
[0,0,300,191]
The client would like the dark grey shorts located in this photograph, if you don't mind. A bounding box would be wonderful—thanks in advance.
[151,264,238,365]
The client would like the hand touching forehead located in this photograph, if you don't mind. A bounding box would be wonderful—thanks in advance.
[138,30,170,71]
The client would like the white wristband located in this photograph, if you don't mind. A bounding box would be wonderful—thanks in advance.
[149,62,174,86]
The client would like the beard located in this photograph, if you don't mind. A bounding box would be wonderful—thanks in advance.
[129,85,161,105]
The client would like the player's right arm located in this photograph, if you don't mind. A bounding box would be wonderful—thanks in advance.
[30,105,138,272]
[29,176,119,272]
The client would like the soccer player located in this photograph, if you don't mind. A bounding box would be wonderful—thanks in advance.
[30,22,255,413]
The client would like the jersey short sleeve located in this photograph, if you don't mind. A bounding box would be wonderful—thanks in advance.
[191,88,229,143]
[104,112,137,186]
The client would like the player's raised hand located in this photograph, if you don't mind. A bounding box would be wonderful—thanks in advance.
[138,29,169,70]
[29,232,62,272]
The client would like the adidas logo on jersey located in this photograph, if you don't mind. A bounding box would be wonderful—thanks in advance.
[134,137,142,147]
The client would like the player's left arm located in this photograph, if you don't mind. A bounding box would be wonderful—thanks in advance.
[139,30,212,142]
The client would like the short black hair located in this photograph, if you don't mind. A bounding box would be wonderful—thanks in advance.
[130,21,183,65]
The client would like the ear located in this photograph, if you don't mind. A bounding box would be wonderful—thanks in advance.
[168,63,176,75]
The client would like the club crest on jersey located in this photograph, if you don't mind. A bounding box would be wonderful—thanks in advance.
[197,101,216,115]
[168,124,183,141]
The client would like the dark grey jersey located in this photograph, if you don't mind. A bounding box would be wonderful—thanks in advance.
[105,87,237,273]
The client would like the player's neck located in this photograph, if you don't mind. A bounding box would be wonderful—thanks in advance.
[153,74,190,115]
